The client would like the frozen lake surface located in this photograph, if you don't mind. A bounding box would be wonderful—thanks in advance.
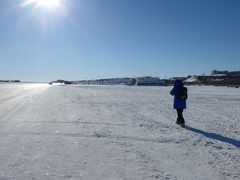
[0,83,239,180]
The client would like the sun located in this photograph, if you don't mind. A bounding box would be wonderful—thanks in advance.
[22,0,63,10]
[36,0,61,8]
[20,0,68,32]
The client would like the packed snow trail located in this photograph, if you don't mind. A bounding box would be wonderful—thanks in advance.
[0,84,239,180]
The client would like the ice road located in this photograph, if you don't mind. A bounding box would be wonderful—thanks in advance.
[0,83,239,180]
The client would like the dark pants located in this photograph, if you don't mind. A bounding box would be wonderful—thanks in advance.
[176,109,185,124]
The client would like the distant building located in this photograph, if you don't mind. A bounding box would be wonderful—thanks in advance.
[184,76,198,83]
[212,70,240,76]
[135,76,165,86]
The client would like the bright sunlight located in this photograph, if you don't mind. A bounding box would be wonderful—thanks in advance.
[35,0,61,8]
[20,0,68,33]
[22,0,63,10]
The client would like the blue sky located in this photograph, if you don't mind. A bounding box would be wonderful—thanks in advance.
[0,0,239,81]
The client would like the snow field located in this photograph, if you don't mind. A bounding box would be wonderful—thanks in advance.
[0,84,239,179]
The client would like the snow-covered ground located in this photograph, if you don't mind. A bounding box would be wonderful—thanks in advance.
[0,83,239,180]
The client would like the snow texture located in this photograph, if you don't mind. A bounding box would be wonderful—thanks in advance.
[0,83,239,180]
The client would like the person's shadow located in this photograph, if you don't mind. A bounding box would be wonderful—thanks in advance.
[183,125,240,149]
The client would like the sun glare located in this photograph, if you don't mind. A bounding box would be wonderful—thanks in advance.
[22,0,63,10]
[37,0,61,8]
[20,0,69,33]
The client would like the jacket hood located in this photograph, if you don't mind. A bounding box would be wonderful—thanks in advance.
[174,79,183,87]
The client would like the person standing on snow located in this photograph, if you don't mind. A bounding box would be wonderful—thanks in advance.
[170,79,188,126]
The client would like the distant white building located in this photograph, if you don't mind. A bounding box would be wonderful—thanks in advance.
[184,76,198,83]
[211,74,227,77]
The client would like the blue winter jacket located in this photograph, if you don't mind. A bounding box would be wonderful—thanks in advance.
[170,79,187,109]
